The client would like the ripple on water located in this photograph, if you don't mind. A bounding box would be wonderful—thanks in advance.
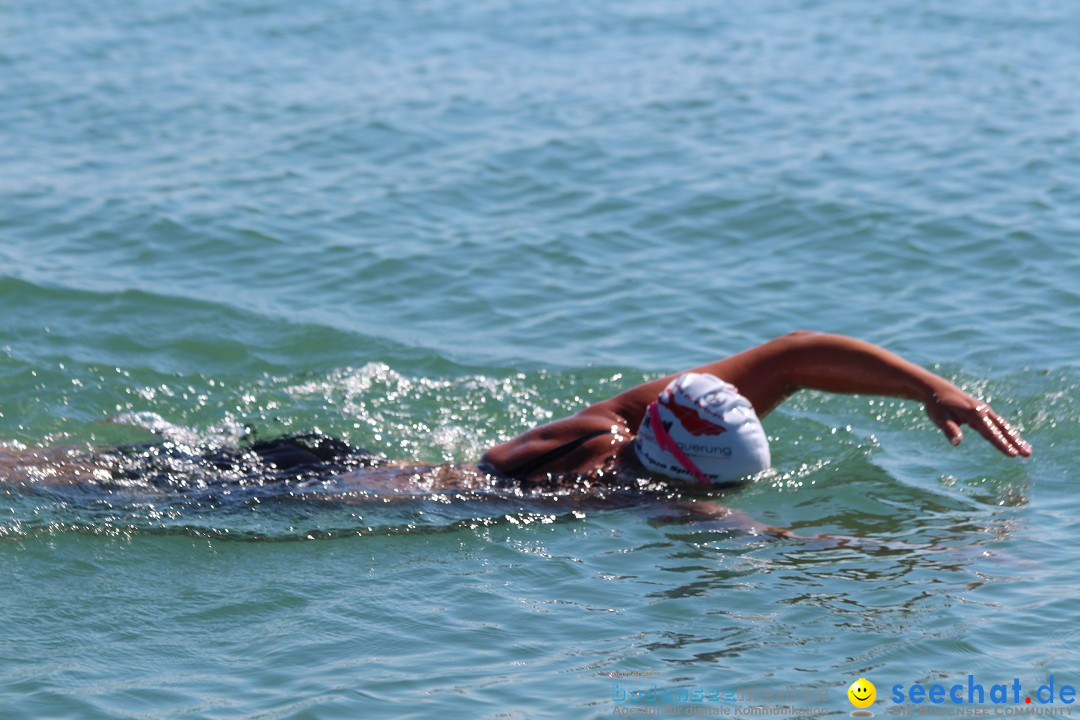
[2,0,1079,716]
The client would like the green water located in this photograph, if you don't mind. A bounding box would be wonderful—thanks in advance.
[2,0,1079,717]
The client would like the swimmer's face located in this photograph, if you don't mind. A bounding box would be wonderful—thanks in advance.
[847,679,876,708]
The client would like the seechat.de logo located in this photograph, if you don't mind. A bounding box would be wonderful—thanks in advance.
[848,678,877,717]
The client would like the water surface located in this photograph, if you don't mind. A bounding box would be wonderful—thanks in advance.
[2,0,1078,717]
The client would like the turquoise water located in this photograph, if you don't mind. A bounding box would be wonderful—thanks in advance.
[2,0,1079,717]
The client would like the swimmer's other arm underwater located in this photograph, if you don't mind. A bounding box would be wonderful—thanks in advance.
[481,331,1031,484]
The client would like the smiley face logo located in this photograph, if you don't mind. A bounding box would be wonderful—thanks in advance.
[848,678,876,709]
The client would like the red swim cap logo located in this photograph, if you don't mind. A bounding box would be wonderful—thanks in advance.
[660,395,727,437]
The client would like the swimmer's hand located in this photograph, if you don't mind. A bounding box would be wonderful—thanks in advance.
[923,381,1031,458]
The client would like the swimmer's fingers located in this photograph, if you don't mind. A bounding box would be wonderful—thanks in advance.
[1000,414,1033,456]
[970,405,1032,458]
[925,399,965,447]
[928,395,1031,458]
[968,408,1015,456]
[944,417,965,447]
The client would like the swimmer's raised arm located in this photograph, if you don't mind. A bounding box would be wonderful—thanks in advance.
[483,331,1030,479]
[594,331,1031,458]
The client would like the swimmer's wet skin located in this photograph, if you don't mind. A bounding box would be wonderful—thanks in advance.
[2,333,1030,536]
[481,331,1031,482]
[477,331,1030,535]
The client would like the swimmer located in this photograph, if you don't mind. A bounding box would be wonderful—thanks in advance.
[1,332,1030,530]
[472,330,1030,535]
[480,330,1030,481]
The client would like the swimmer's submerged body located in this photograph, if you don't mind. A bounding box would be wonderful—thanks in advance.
[1,333,1031,532]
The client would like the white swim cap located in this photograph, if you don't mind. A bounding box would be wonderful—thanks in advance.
[633,373,771,485]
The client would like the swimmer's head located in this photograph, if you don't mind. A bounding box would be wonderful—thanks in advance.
[633,373,771,485]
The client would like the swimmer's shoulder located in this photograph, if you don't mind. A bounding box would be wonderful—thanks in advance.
[480,408,632,480]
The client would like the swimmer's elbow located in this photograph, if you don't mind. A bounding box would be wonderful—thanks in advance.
[479,444,509,471]
[762,330,824,357]
[779,329,823,342]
